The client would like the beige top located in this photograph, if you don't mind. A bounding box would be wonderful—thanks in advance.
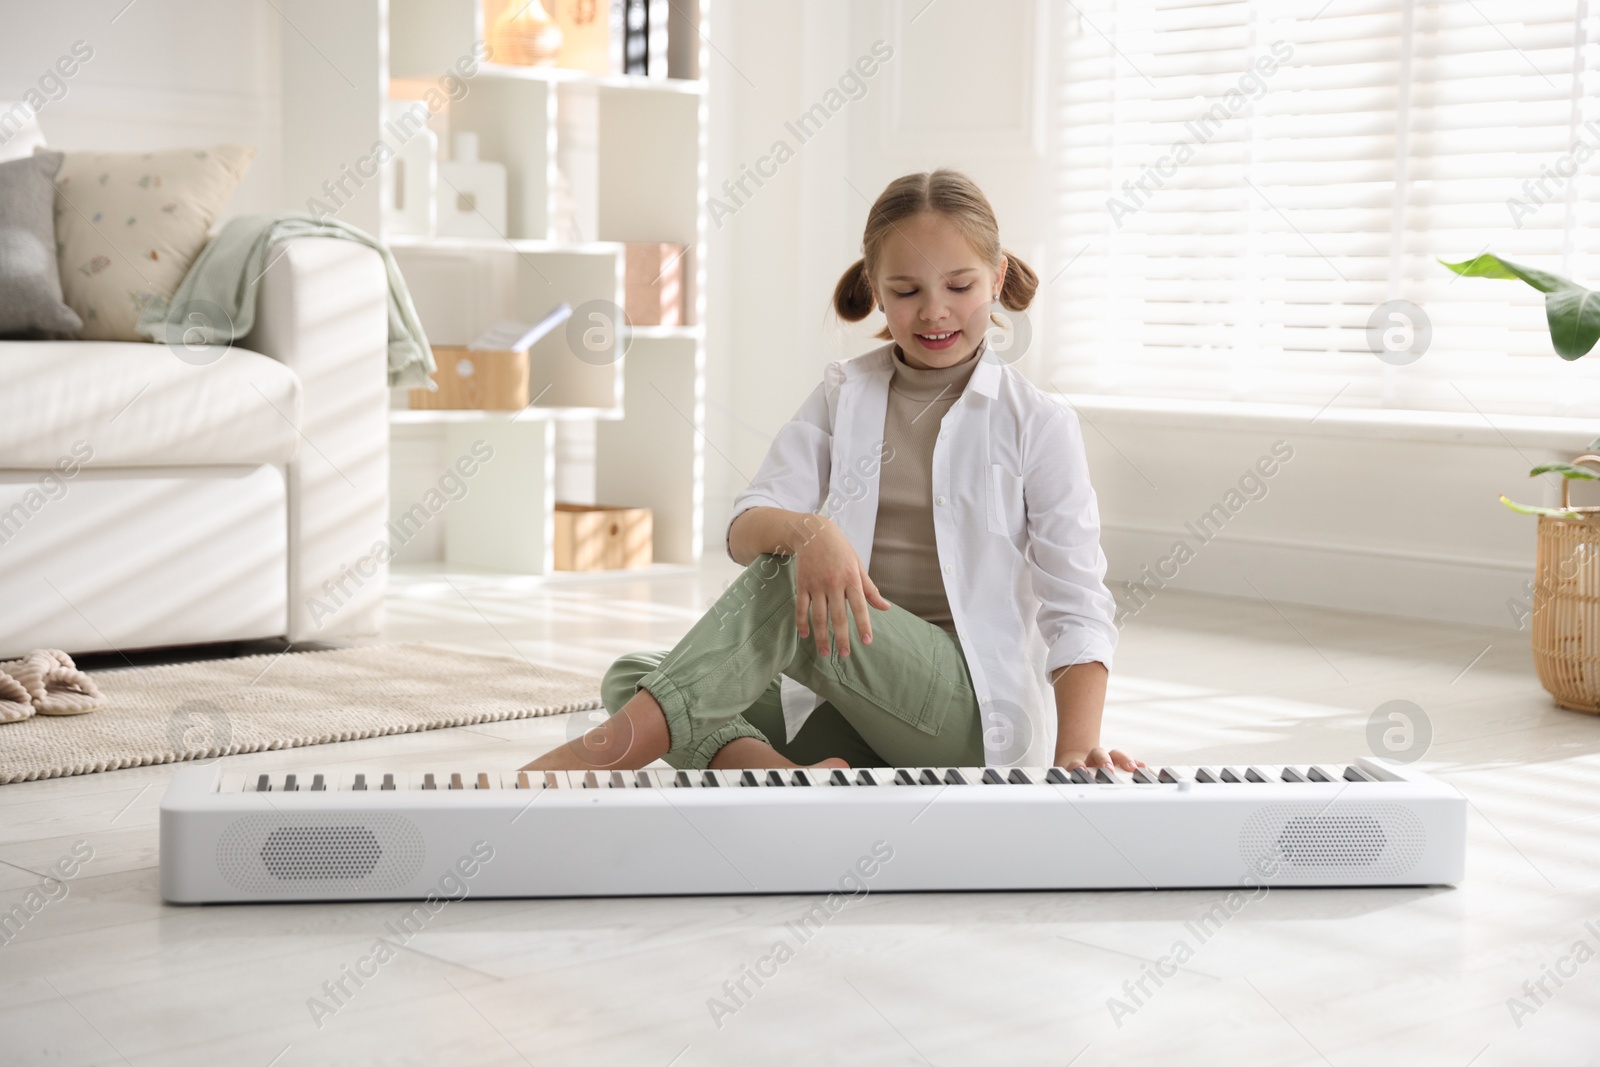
[868,340,984,632]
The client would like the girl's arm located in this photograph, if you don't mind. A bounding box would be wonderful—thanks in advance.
[728,506,830,565]
[1050,661,1143,772]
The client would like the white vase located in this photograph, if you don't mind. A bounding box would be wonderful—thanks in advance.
[436,132,508,240]
[381,101,437,237]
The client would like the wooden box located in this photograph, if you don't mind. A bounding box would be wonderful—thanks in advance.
[624,242,687,326]
[553,503,653,571]
[409,346,529,411]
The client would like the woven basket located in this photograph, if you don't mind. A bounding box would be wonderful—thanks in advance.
[1532,455,1600,714]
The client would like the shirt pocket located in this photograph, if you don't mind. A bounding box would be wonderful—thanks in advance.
[986,463,1025,537]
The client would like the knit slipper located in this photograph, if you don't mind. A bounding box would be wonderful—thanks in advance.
[9,649,104,716]
[0,668,32,723]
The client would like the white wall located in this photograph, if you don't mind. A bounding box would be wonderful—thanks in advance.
[705,0,1598,632]
[0,0,282,218]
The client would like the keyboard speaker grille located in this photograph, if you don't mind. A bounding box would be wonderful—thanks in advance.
[1239,804,1425,880]
[217,814,425,894]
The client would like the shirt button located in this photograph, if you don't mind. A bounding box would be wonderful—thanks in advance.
[943,564,953,575]
[981,697,991,706]
[935,495,945,505]
[939,430,948,440]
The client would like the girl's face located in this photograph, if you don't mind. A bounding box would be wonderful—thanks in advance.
[869,211,1006,370]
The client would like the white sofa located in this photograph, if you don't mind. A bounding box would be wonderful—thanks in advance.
[0,238,391,660]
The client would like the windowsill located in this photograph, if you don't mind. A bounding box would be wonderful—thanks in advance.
[1056,393,1600,450]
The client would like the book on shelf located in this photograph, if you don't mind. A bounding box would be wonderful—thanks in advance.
[469,302,575,352]
[535,0,692,79]
[607,0,670,77]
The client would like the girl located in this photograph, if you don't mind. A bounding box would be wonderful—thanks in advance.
[524,169,1141,775]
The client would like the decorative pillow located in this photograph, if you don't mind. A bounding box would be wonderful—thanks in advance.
[0,151,83,337]
[48,144,255,341]
[0,103,47,163]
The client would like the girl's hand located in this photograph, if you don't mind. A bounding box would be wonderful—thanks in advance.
[1057,747,1145,774]
[793,519,890,658]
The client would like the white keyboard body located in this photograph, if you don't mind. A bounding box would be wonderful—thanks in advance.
[159,759,1466,902]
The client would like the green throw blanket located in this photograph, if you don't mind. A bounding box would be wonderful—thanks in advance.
[135,213,436,389]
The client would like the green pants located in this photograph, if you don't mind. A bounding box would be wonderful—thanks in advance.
[600,552,984,769]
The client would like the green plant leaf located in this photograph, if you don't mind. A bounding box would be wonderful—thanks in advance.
[1500,495,1579,517]
[1545,285,1600,360]
[1439,254,1577,293]
[1529,462,1600,480]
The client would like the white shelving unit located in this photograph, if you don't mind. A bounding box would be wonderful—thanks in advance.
[287,0,710,576]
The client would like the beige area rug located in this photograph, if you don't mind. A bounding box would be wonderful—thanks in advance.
[0,642,604,784]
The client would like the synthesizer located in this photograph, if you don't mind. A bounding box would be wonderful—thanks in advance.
[159,758,1466,902]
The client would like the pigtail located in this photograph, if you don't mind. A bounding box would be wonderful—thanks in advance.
[833,257,894,340]
[995,249,1039,312]
[832,258,876,322]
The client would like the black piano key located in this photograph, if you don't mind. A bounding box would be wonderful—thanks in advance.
[1131,768,1156,784]
[310,774,326,791]
[1044,767,1068,784]
[1157,768,1179,783]
[1095,768,1117,784]
[701,771,720,787]
[1219,767,1242,783]
[582,771,599,789]
[791,770,811,786]
[675,770,693,787]
[741,771,760,787]
[1307,765,1336,782]
[918,769,940,785]
[1195,768,1219,783]
[1244,767,1269,783]
[983,768,1006,784]
[423,773,438,790]
[1007,768,1033,784]
[283,774,298,792]
[1281,766,1307,782]
[895,769,916,785]
[450,773,465,790]
[765,770,786,787]
[1069,768,1094,784]
[478,773,493,790]
[255,773,271,792]
[1343,765,1376,782]
[944,769,967,785]
[855,769,877,786]
[609,771,626,789]
[831,769,850,786]
[635,771,653,788]
[381,773,396,791]
[544,772,561,789]
[353,773,367,791]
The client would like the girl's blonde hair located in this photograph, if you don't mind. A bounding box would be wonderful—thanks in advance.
[831,168,1038,342]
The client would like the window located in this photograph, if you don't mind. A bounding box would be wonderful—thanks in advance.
[1046,0,1600,417]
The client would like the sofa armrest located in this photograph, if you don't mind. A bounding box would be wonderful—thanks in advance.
[241,238,390,642]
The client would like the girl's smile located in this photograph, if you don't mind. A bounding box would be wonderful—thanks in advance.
[912,329,961,351]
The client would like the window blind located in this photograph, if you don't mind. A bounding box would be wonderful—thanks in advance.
[1046,0,1600,417]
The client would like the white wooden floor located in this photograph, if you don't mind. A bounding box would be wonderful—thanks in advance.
[3,558,1598,1066]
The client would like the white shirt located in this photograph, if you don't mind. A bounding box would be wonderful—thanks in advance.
[724,339,1118,767]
